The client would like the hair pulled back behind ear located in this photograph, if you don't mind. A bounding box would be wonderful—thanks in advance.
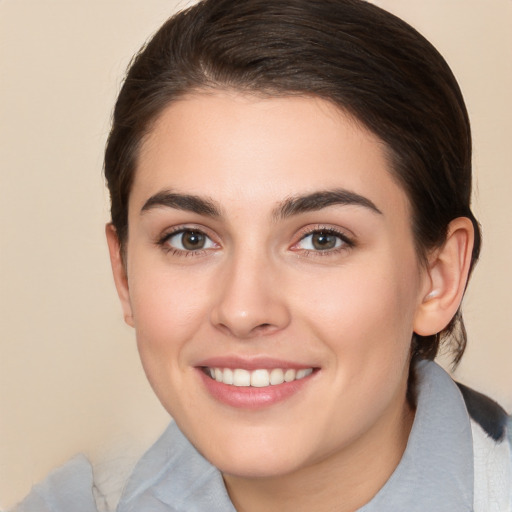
[104,0,481,367]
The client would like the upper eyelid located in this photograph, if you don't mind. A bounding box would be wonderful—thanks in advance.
[155,224,355,249]
[291,225,356,251]
[296,225,355,241]
[159,224,215,240]
[156,226,217,249]
[158,227,219,256]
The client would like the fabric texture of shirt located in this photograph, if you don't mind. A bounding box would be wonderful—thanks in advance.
[10,361,512,512]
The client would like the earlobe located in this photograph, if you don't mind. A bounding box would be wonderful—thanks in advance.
[105,223,135,327]
[413,217,474,336]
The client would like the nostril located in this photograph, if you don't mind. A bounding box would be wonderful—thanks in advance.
[254,323,274,333]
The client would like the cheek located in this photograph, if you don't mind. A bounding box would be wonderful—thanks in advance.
[127,263,211,359]
[295,255,420,366]
[126,266,214,416]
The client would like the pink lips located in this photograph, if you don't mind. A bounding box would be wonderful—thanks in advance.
[196,356,317,409]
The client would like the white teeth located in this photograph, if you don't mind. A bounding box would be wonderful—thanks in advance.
[223,368,233,385]
[269,368,284,385]
[284,369,296,382]
[251,369,270,387]
[296,368,313,380]
[233,369,251,387]
[206,367,314,387]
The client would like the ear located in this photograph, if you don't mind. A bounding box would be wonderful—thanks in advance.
[105,223,134,327]
[414,217,474,336]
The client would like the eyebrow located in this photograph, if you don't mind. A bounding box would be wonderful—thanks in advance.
[141,190,221,217]
[140,188,382,219]
[273,189,382,219]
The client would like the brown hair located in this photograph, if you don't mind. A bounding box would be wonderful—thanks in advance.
[104,0,481,366]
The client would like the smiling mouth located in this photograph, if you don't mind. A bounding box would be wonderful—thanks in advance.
[202,367,314,387]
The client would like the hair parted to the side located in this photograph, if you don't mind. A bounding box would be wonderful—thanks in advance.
[104,0,481,368]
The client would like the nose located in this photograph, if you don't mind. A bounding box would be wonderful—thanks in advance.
[209,249,291,339]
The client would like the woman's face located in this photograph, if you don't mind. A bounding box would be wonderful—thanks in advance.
[116,91,430,478]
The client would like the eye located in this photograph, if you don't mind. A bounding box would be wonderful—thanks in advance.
[163,229,217,251]
[295,229,352,252]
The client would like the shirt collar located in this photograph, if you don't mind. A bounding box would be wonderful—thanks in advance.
[359,360,474,511]
[118,361,473,511]
[117,421,235,512]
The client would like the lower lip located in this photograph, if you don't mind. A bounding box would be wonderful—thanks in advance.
[198,369,315,409]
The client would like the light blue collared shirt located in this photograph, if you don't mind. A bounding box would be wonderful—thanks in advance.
[11,361,510,511]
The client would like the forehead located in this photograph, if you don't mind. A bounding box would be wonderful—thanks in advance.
[131,91,410,219]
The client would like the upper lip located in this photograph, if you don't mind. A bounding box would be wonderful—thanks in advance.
[195,356,318,371]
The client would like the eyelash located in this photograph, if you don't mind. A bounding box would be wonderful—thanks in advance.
[292,226,355,256]
[156,225,355,258]
[156,226,218,257]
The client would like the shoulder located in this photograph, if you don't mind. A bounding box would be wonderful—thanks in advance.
[456,382,509,442]
[9,450,137,512]
[8,422,231,512]
[9,455,98,512]
[455,382,512,511]
[410,362,511,510]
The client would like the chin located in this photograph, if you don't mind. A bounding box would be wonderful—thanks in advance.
[213,453,304,479]
[192,427,317,479]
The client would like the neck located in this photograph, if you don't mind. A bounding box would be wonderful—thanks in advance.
[223,395,414,512]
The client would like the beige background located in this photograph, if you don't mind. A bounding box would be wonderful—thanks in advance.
[1,0,511,507]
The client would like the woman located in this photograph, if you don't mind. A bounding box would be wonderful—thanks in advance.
[13,0,511,510]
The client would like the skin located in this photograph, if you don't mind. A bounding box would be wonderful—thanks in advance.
[107,91,474,511]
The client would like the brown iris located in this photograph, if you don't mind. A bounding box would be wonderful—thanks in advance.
[181,230,206,250]
[311,231,338,250]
